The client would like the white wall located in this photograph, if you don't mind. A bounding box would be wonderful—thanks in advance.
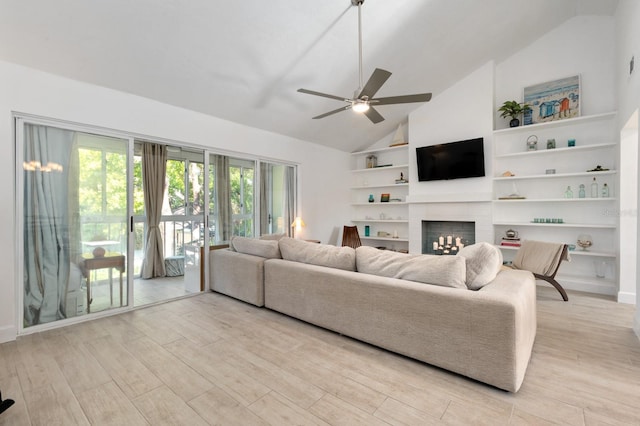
[0,60,350,342]
[407,62,495,254]
[614,0,640,336]
[495,15,616,124]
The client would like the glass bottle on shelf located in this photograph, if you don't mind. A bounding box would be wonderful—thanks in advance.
[564,186,573,198]
[602,183,610,197]
[591,177,598,198]
[578,184,586,198]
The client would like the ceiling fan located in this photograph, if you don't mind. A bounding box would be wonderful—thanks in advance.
[298,0,432,124]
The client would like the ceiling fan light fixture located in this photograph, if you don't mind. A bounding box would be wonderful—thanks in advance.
[352,100,370,113]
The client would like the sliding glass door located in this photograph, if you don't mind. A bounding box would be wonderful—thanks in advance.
[17,117,297,332]
[132,144,206,305]
[21,122,130,326]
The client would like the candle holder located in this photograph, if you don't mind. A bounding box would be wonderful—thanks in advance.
[432,235,465,255]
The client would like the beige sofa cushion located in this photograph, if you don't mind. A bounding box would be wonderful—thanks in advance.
[279,237,356,271]
[457,242,503,290]
[260,233,286,241]
[356,246,467,289]
[230,236,281,259]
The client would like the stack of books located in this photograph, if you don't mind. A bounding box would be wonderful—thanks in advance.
[500,236,521,247]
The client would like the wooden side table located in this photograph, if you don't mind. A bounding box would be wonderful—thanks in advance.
[79,253,125,313]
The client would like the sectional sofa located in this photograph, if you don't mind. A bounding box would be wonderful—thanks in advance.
[210,236,537,392]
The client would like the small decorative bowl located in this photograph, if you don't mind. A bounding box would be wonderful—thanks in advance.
[577,234,593,251]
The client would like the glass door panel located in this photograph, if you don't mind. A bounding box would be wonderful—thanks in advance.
[133,144,205,306]
[259,162,296,237]
[22,123,129,327]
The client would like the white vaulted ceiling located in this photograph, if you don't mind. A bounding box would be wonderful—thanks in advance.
[0,0,618,152]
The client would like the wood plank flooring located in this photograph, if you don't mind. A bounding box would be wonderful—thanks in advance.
[1,286,639,425]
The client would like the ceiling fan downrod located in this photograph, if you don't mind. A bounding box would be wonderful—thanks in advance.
[353,0,365,93]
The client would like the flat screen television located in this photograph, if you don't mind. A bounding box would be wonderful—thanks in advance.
[416,137,485,182]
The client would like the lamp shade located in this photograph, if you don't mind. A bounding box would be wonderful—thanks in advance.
[291,217,305,229]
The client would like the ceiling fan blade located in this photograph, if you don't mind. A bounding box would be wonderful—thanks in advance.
[298,88,349,102]
[372,93,433,105]
[312,105,352,119]
[363,106,384,124]
[358,68,392,99]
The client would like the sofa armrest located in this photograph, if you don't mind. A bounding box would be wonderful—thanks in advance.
[471,269,537,392]
[210,249,266,306]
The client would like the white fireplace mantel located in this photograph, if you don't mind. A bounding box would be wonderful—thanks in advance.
[406,193,493,204]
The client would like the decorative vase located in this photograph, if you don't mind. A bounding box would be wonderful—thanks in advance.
[368,194,374,203]
[526,135,537,151]
[509,118,520,128]
[365,155,377,168]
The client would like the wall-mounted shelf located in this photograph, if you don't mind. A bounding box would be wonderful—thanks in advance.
[493,198,617,203]
[495,142,615,159]
[351,164,409,173]
[351,202,408,206]
[351,144,408,156]
[497,245,616,258]
[493,170,617,181]
[361,236,409,242]
[493,222,616,229]
[493,112,617,135]
[350,183,409,190]
[351,219,408,223]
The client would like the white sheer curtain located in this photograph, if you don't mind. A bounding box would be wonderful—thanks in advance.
[141,142,167,279]
[23,124,77,326]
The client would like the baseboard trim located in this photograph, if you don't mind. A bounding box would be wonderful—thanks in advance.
[617,291,637,305]
[0,325,17,344]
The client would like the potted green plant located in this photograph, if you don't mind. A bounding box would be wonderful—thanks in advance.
[498,100,532,127]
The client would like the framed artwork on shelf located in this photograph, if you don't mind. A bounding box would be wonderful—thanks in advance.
[380,193,390,202]
[523,75,580,125]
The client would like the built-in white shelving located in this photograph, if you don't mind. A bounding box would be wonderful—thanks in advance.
[493,112,619,294]
[350,144,409,250]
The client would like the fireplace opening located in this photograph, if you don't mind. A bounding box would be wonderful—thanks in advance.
[422,220,475,255]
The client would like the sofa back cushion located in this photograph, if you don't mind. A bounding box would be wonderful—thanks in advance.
[260,233,286,241]
[230,236,282,259]
[279,237,356,271]
[457,242,503,290]
[356,246,467,289]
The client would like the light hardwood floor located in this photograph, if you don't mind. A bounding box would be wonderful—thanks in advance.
[1,286,639,425]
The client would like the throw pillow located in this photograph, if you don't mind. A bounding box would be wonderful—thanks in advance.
[278,237,356,271]
[231,236,282,259]
[457,242,503,290]
[355,246,467,289]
